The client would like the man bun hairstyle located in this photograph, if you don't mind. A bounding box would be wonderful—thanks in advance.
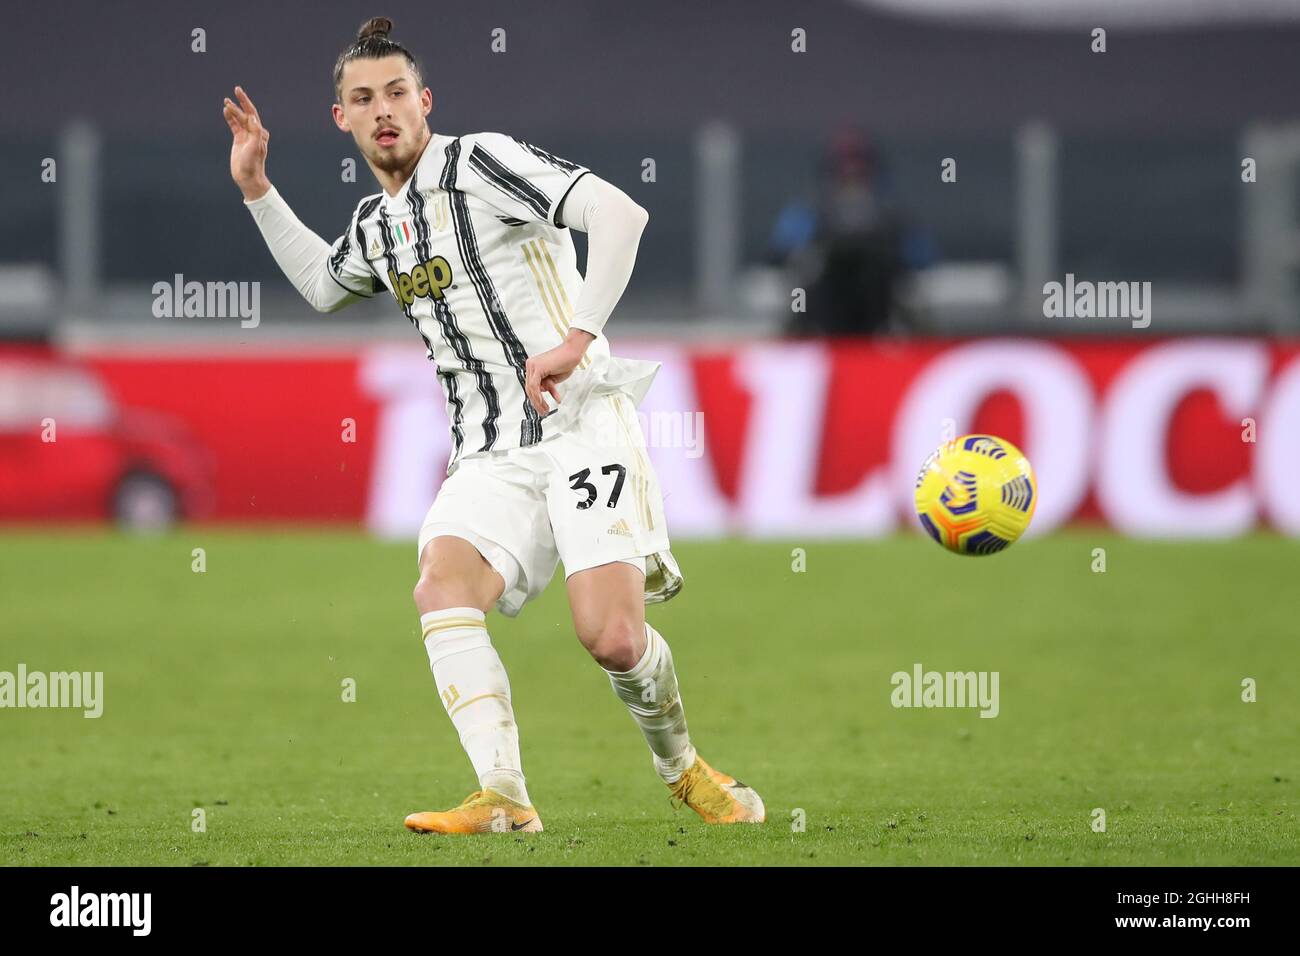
[333,16,424,98]
[358,15,394,41]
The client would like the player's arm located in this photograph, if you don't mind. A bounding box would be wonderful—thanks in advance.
[557,173,649,338]
[524,173,649,413]
[223,86,363,313]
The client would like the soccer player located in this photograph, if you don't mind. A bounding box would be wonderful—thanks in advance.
[224,16,764,833]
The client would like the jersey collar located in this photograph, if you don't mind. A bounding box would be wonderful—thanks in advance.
[383,132,450,208]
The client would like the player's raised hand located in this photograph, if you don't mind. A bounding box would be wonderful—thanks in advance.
[223,86,272,201]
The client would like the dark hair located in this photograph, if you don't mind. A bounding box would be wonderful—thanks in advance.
[333,17,424,98]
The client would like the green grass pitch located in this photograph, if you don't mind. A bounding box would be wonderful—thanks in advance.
[1,529,1296,866]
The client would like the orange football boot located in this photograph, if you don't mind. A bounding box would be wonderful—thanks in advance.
[669,755,765,824]
[404,788,543,834]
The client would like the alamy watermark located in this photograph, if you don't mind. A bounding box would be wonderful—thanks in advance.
[152,273,260,328]
[890,662,999,718]
[1043,273,1151,329]
[593,409,705,458]
[1,664,103,718]
[50,886,150,935]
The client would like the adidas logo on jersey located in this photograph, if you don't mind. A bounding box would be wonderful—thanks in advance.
[389,256,454,307]
[607,519,633,537]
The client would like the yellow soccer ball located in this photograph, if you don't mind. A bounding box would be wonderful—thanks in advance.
[914,434,1037,555]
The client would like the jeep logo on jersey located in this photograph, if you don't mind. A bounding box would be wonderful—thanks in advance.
[389,256,454,307]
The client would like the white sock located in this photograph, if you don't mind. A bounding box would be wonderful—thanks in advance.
[604,623,697,784]
[421,607,532,807]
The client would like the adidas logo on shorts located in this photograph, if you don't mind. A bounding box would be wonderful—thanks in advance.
[607,519,633,537]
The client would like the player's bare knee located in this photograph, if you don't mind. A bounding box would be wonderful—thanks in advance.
[580,616,645,672]
[412,566,444,610]
[413,563,480,613]
[414,537,503,613]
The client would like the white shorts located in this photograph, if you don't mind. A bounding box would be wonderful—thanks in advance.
[417,390,673,617]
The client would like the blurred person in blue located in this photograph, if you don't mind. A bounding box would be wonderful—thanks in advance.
[769,130,936,336]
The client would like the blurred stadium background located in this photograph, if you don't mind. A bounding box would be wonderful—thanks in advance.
[3,0,1300,536]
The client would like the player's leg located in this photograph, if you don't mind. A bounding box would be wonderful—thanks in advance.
[566,560,764,824]
[566,559,689,773]
[405,462,556,834]
[408,534,539,832]
[549,393,763,823]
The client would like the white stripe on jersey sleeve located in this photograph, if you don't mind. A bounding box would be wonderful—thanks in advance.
[459,132,590,228]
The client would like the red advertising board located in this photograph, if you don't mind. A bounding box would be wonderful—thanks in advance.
[2,338,1297,537]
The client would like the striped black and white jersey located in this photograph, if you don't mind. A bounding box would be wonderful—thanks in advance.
[327,132,612,464]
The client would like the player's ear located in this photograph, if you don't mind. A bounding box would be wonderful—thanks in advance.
[331,102,350,132]
[420,87,433,117]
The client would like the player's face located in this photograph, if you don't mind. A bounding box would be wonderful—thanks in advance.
[332,55,432,172]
